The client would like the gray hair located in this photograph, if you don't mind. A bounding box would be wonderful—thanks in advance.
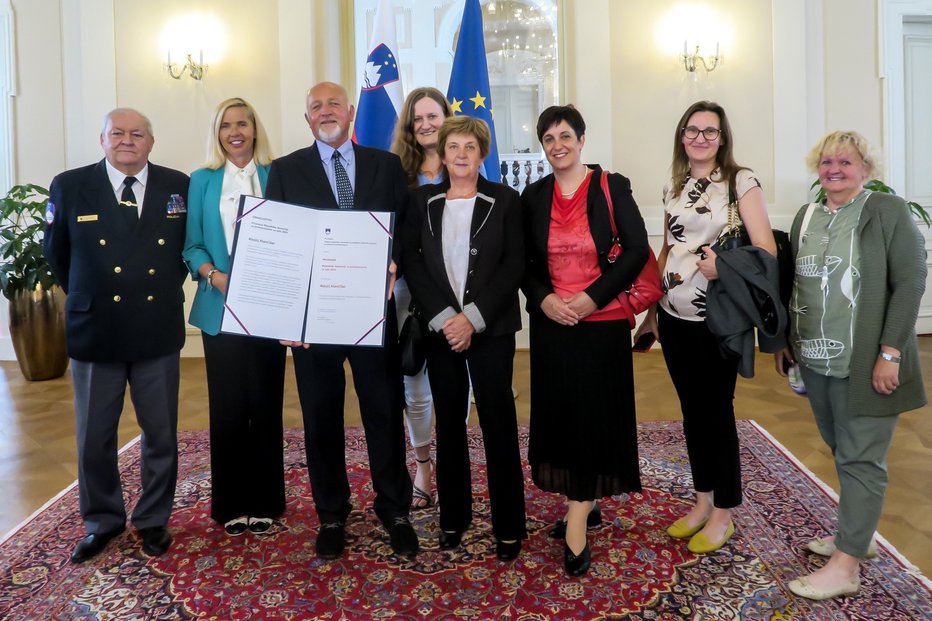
[101,108,154,138]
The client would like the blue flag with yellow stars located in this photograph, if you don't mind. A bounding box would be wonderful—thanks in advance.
[447,0,501,183]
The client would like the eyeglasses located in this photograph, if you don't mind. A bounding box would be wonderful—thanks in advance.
[682,126,721,141]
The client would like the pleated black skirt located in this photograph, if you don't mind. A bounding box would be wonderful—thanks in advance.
[527,314,642,500]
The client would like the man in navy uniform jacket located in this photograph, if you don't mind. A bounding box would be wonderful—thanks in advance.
[43,108,189,563]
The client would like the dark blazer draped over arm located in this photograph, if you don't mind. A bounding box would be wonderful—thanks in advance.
[402,175,524,337]
[520,164,649,316]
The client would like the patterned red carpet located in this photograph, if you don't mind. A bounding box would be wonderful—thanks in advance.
[1,421,929,620]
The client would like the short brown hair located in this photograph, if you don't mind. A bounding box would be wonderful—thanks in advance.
[438,116,491,161]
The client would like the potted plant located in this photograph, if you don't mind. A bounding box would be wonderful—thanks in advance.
[0,184,68,380]
[811,178,931,227]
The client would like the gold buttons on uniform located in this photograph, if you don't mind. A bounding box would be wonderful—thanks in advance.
[157,239,165,245]
[147,295,154,302]
[148,268,156,275]
[99,239,107,246]
[113,295,121,302]
[114,266,122,273]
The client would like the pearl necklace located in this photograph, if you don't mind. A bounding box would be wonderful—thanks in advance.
[558,168,591,197]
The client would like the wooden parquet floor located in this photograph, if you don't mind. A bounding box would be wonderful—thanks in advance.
[1,343,929,576]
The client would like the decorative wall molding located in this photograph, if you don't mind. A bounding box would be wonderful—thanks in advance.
[1,0,16,195]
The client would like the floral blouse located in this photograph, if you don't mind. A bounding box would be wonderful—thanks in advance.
[660,168,761,321]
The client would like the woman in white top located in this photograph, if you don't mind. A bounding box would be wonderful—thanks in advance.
[183,98,285,536]
[637,100,775,554]
[402,116,526,561]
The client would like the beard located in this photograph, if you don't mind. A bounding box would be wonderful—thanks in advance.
[316,122,345,144]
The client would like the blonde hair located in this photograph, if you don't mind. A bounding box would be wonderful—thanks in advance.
[805,130,879,178]
[390,87,452,187]
[438,116,491,161]
[205,97,274,169]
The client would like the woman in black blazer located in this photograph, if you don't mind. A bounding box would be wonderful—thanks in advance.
[521,105,648,576]
[402,115,526,562]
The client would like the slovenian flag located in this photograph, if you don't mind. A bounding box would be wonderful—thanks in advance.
[353,0,404,151]
[447,0,501,183]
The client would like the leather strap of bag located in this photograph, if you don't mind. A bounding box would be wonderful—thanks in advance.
[600,170,619,239]
[726,172,741,233]
[600,171,624,264]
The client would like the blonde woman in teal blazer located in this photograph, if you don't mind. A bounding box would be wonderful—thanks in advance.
[183,98,286,536]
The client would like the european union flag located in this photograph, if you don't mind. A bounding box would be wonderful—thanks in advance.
[447,0,501,183]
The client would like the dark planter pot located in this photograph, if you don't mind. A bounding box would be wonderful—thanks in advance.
[9,285,68,381]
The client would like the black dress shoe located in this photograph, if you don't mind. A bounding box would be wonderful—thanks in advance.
[316,521,346,559]
[248,517,274,534]
[439,529,464,550]
[140,526,172,557]
[548,505,602,539]
[387,517,419,558]
[496,539,521,561]
[70,527,125,564]
[564,541,591,577]
[224,517,249,536]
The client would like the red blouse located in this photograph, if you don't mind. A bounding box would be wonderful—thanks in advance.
[547,173,626,322]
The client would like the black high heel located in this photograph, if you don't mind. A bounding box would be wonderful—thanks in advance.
[548,504,602,539]
[564,540,591,577]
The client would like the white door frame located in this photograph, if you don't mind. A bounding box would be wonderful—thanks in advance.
[879,0,932,195]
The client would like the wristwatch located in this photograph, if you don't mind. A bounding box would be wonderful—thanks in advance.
[879,351,901,363]
[207,268,219,289]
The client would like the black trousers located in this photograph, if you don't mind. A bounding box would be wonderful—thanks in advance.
[291,315,411,526]
[426,331,526,542]
[202,332,286,524]
[658,309,742,508]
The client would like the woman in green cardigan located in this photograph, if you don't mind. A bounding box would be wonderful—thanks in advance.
[775,131,926,601]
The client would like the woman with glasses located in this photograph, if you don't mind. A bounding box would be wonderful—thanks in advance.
[635,100,776,553]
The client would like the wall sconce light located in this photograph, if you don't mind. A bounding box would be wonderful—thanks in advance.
[682,41,720,73]
[161,12,225,82]
[165,50,206,80]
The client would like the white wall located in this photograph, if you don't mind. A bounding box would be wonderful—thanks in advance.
[1,0,897,357]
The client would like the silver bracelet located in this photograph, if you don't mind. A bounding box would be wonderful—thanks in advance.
[206,268,218,289]
[879,351,901,364]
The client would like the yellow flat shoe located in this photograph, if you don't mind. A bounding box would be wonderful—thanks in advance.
[666,516,708,539]
[687,521,735,553]
[788,576,859,600]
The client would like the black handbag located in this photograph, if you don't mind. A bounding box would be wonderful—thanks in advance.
[399,303,427,376]
[716,176,794,305]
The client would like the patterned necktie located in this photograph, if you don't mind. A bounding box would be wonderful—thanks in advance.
[332,151,354,209]
[120,176,139,224]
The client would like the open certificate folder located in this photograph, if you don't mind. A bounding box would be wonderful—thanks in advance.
[220,195,394,346]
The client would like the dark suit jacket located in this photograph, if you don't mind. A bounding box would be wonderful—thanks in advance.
[402,176,524,337]
[43,159,189,362]
[520,165,650,315]
[265,142,410,268]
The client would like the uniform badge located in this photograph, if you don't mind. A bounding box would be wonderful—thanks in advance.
[45,201,55,225]
[166,194,187,215]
